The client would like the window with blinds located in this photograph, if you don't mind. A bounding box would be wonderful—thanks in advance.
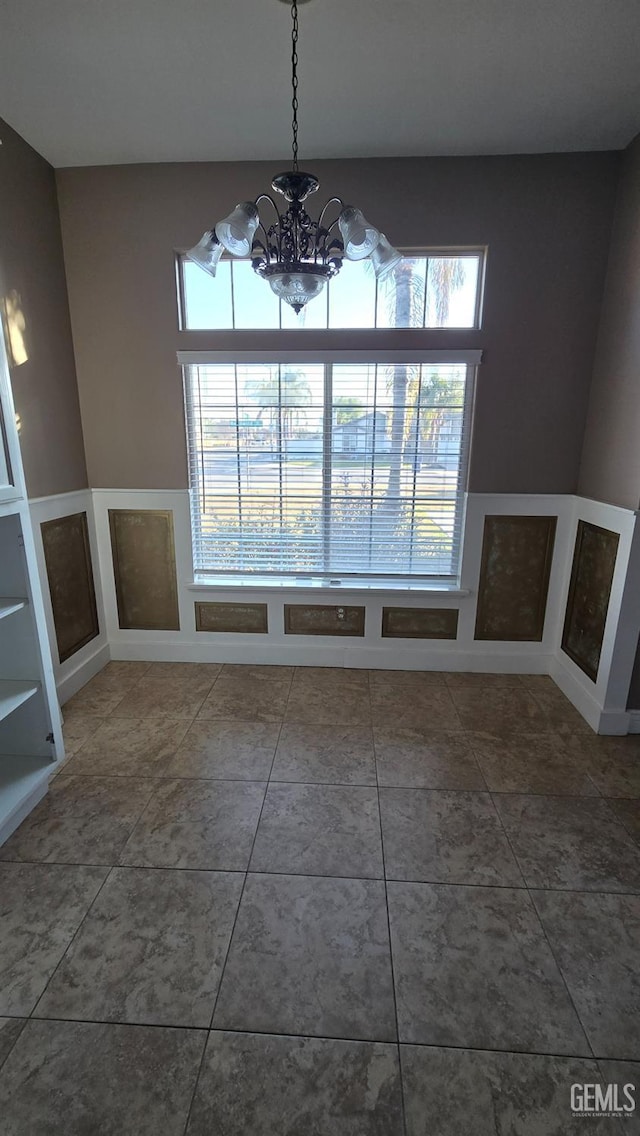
[183,359,475,581]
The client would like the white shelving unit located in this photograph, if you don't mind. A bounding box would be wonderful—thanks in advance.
[0,330,62,846]
[0,598,28,620]
[0,680,40,720]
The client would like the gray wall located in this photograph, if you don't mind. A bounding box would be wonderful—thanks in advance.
[0,118,87,497]
[56,153,617,492]
[579,133,640,510]
[628,635,640,710]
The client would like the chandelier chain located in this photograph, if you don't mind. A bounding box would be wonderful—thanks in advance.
[188,0,398,313]
[291,0,299,172]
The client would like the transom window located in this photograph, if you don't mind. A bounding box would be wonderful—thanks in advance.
[178,250,484,331]
[182,355,477,582]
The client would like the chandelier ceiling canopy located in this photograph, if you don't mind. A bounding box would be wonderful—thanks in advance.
[185,0,402,314]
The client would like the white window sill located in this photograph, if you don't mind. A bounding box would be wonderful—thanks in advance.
[188,576,471,598]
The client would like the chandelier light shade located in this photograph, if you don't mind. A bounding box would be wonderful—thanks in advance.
[215,202,260,257]
[184,230,225,277]
[184,0,401,313]
[370,234,404,280]
[338,207,382,261]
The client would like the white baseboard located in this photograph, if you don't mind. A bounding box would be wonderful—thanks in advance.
[597,708,632,735]
[549,653,630,735]
[342,647,551,673]
[109,637,553,674]
[0,775,50,847]
[549,654,601,732]
[627,710,640,734]
[57,643,111,705]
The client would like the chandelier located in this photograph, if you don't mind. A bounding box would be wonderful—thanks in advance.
[185,0,401,314]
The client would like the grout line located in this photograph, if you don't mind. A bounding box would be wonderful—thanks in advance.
[0,1017,28,1074]
[26,1014,209,1032]
[180,1024,210,1136]
[6,1014,639,1063]
[180,694,287,1135]
[114,776,170,862]
[527,886,597,1060]
[582,766,603,797]
[482,800,528,898]
[598,796,640,844]
[67,665,152,720]
[372,685,408,1136]
[206,713,286,1031]
[4,858,640,899]
[488,790,596,1061]
[28,864,116,1021]
[48,764,639,800]
[603,800,640,849]
[269,775,379,788]
[0,857,246,873]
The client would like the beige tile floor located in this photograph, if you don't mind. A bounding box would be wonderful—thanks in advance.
[0,662,639,1134]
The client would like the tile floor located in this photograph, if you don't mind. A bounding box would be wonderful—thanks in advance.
[0,662,639,1134]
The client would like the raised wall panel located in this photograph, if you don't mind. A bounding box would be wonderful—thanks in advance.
[562,520,619,682]
[195,601,268,634]
[382,606,458,639]
[475,515,557,641]
[284,604,365,637]
[108,509,179,631]
[627,632,640,710]
[41,512,99,662]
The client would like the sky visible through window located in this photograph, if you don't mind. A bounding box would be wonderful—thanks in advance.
[181,253,482,331]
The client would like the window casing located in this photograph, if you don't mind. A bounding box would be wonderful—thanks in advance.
[177,251,485,331]
[182,352,477,584]
[179,248,484,585]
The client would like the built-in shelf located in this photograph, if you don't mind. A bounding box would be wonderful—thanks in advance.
[0,597,27,621]
[0,755,52,843]
[1,334,59,850]
[0,680,40,724]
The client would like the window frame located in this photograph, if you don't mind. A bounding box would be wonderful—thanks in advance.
[179,349,481,587]
[176,246,487,333]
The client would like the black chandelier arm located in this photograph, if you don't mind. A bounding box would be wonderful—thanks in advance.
[250,238,268,263]
[252,223,275,259]
[324,216,347,241]
[255,193,282,224]
[324,238,344,257]
[250,213,272,249]
[317,196,345,231]
[254,195,284,261]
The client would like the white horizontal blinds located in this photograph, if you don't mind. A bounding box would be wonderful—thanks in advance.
[181,253,482,331]
[328,364,467,578]
[186,364,326,574]
[185,361,472,579]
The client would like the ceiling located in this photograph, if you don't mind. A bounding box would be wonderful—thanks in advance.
[1,0,639,168]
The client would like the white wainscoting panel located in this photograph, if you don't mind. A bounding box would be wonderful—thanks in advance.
[29,489,109,704]
[30,487,640,733]
[550,496,640,734]
[91,488,566,674]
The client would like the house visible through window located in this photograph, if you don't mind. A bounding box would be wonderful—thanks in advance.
[180,250,483,583]
[183,358,476,581]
